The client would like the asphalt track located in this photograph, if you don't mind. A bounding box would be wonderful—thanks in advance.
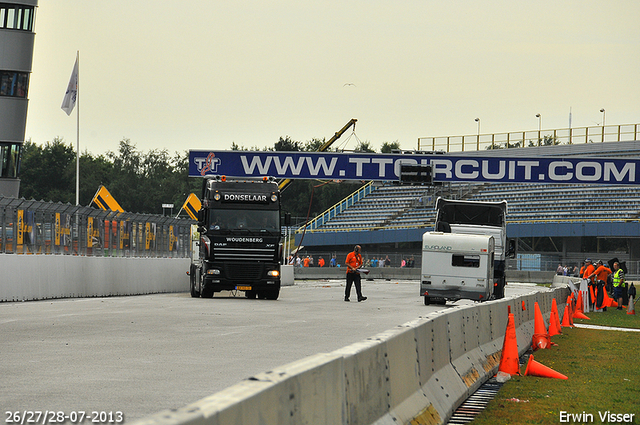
[0,279,541,422]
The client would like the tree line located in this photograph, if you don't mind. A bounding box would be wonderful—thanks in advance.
[18,137,401,220]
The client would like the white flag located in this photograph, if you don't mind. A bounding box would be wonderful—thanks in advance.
[61,57,78,115]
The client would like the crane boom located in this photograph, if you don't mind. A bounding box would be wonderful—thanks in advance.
[278,118,357,191]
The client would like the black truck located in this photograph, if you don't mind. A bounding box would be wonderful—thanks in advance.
[190,175,283,300]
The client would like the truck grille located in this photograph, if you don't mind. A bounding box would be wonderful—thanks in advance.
[223,262,264,281]
[214,247,274,261]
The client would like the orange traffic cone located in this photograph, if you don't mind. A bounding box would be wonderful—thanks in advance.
[602,288,614,308]
[524,354,568,380]
[548,309,561,337]
[573,310,591,320]
[628,295,636,315]
[498,313,520,375]
[551,298,562,330]
[573,292,591,319]
[522,300,526,311]
[566,296,575,326]
[532,302,551,350]
[589,285,596,306]
[575,291,584,313]
[561,304,573,328]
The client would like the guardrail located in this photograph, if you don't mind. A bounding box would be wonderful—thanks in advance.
[0,196,193,258]
[299,181,375,231]
[132,286,570,425]
[418,123,640,153]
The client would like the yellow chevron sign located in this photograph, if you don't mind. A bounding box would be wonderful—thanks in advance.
[91,186,124,212]
[181,193,201,220]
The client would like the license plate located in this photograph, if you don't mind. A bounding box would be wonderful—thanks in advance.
[236,286,252,291]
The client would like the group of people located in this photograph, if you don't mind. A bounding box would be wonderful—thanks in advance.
[577,258,635,311]
[364,256,392,268]
[288,253,401,269]
[556,264,580,277]
[288,254,324,268]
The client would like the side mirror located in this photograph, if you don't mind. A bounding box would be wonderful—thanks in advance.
[197,209,206,233]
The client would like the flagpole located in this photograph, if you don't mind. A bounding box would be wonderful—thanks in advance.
[75,50,80,206]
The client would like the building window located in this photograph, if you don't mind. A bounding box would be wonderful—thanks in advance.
[0,4,34,31]
[0,71,28,98]
[0,142,21,178]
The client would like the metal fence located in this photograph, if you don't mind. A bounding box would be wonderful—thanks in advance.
[0,197,194,258]
[418,123,640,152]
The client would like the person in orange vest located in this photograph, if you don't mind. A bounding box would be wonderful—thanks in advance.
[345,245,367,302]
[587,260,611,311]
[303,256,310,267]
[580,258,596,305]
[318,256,325,267]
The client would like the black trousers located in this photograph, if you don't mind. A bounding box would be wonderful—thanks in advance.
[596,280,606,310]
[345,272,363,299]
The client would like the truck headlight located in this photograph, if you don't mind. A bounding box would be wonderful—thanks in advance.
[267,270,279,277]
[207,269,221,275]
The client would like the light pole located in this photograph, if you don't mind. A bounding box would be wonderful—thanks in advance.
[600,108,606,142]
[475,118,480,151]
[536,114,541,146]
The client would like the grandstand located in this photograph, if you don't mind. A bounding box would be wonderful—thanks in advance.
[295,139,640,272]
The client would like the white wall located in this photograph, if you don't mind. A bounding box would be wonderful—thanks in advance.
[0,255,190,302]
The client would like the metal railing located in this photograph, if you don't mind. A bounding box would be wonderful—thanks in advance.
[0,197,194,258]
[298,181,375,232]
[418,123,640,152]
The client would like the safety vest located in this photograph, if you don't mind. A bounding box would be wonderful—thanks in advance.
[613,269,625,288]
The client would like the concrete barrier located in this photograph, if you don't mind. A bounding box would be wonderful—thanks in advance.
[0,255,190,302]
[293,266,553,283]
[280,264,294,286]
[133,286,570,425]
[294,266,420,280]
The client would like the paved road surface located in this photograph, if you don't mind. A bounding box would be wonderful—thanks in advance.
[1,279,541,422]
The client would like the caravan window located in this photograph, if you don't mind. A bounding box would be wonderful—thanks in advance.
[452,254,480,268]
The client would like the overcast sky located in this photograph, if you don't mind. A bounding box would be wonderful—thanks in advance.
[25,1,640,156]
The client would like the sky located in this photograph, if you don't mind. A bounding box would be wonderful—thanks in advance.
[24,1,640,157]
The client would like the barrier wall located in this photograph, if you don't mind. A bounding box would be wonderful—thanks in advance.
[293,266,554,283]
[0,255,190,302]
[133,286,569,425]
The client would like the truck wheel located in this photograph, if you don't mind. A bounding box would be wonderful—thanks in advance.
[190,264,200,298]
[201,284,214,298]
[265,287,280,300]
[424,296,430,305]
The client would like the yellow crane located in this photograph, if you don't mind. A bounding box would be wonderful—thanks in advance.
[278,118,357,191]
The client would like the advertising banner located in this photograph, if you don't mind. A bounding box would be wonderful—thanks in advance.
[189,150,640,185]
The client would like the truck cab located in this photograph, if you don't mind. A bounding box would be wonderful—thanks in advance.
[191,175,283,300]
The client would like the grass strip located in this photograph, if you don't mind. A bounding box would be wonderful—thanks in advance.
[470,307,640,424]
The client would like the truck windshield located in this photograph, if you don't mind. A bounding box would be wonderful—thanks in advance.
[438,204,504,227]
[208,209,279,233]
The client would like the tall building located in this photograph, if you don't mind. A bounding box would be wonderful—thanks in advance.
[0,0,37,198]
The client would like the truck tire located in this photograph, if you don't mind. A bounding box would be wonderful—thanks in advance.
[201,283,214,298]
[190,264,200,298]
[265,287,280,300]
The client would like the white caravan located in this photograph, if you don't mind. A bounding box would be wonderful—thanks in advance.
[420,231,495,305]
